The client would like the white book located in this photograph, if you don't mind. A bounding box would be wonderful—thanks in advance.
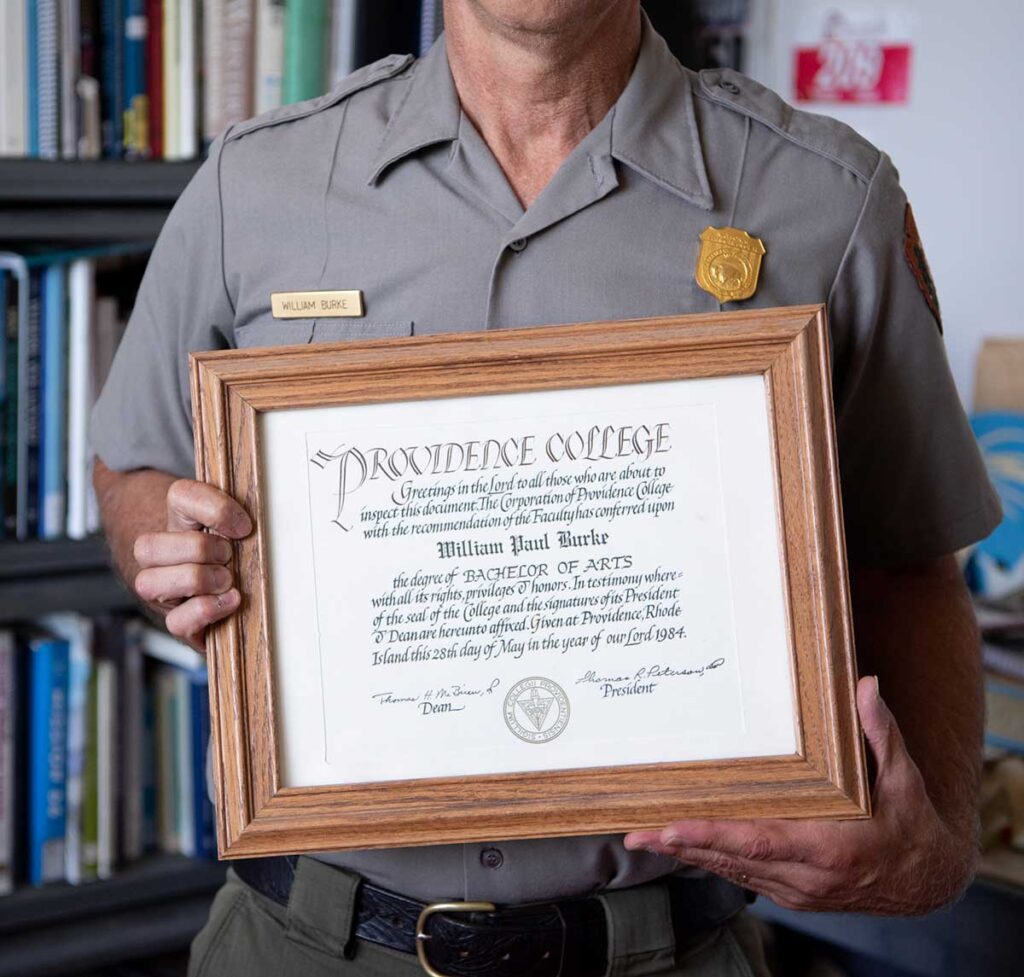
[174,669,195,856]
[59,0,80,158]
[96,659,117,879]
[203,0,226,142]
[178,0,198,158]
[66,259,94,541]
[42,613,93,885]
[254,0,285,114]
[0,631,15,896]
[163,0,181,159]
[76,75,101,160]
[140,625,205,673]
[0,2,28,156]
[329,0,358,86]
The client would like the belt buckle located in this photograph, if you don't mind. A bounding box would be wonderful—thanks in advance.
[415,901,497,977]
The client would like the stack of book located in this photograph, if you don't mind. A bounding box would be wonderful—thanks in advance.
[0,615,215,895]
[0,247,148,542]
[0,1,446,162]
[981,605,1024,758]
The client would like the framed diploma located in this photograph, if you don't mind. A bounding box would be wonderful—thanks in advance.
[191,306,870,859]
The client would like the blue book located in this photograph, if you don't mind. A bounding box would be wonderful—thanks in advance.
[189,671,215,858]
[36,0,60,159]
[101,0,125,157]
[141,678,157,851]
[38,264,66,540]
[0,271,7,539]
[27,632,70,885]
[26,2,39,157]
[122,0,148,158]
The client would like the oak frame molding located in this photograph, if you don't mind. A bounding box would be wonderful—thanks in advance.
[191,305,870,859]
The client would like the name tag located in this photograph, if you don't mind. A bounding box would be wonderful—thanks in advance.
[271,290,365,319]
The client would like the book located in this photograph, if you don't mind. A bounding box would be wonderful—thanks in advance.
[177,0,197,158]
[119,619,145,860]
[190,670,215,857]
[36,0,60,159]
[19,267,42,539]
[26,2,40,156]
[39,263,67,539]
[140,624,205,672]
[101,0,125,156]
[42,614,93,885]
[96,657,117,877]
[329,0,357,86]
[0,631,16,894]
[153,664,177,852]
[254,0,285,114]
[221,0,254,133]
[0,1,28,157]
[78,0,103,157]
[162,0,180,159]
[418,0,443,57]
[81,658,99,879]
[123,0,150,157]
[146,0,163,157]
[283,0,328,105]
[988,673,1024,756]
[0,261,19,538]
[66,259,94,540]
[59,0,80,158]
[174,667,194,855]
[26,630,70,885]
[201,0,224,144]
[0,271,7,536]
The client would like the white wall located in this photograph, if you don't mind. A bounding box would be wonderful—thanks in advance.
[745,0,1024,406]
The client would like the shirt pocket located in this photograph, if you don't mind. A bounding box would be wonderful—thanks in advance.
[233,319,414,349]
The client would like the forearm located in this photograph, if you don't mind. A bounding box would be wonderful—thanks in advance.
[93,457,175,607]
[851,556,983,845]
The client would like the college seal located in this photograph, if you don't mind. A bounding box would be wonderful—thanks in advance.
[504,677,570,744]
[695,226,766,304]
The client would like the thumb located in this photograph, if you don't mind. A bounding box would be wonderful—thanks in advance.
[857,675,905,775]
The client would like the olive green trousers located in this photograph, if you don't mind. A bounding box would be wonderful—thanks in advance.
[188,863,771,977]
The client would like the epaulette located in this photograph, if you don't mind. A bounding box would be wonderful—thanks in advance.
[224,53,415,144]
[697,67,881,185]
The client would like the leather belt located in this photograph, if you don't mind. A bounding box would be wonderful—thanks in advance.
[234,856,749,977]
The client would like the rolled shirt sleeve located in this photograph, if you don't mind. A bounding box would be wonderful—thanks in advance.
[90,137,234,478]
[829,153,1001,564]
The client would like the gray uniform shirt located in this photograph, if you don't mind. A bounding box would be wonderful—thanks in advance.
[92,19,1000,903]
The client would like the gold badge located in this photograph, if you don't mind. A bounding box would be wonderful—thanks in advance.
[695,227,766,304]
[271,290,364,319]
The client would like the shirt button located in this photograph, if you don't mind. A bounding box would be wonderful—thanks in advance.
[508,238,528,253]
[480,847,504,869]
[719,80,741,95]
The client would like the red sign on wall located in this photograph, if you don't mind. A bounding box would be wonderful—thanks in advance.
[795,39,912,104]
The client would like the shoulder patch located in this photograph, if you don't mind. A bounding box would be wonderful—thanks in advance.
[904,204,942,333]
[697,68,880,184]
[224,53,414,144]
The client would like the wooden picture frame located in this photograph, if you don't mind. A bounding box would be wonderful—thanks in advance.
[191,305,870,859]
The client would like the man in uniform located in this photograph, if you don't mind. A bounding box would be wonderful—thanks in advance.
[91,2,1000,975]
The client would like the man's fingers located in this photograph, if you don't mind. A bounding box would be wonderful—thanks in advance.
[166,479,253,538]
[627,819,816,865]
[134,530,233,569]
[165,589,241,645]
[857,675,910,777]
[135,563,233,605]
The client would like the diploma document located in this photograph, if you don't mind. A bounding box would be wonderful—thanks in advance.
[263,375,797,789]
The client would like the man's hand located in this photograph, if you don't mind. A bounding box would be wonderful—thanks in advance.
[131,479,252,650]
[624,676,975,915]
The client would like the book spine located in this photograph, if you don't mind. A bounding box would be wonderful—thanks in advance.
[175,669,194,856]
[65,259,94,541]
[0,272,6,538]
[201,0,224,144]
[27,1,40,156]
[96,659,117,878]
[59,0,80,158]
[81,660,99,879]
[1,2,29,157]
[283,0,328,105]
[329,0,357,87]
[78,0,102,159]
[37,0,60,160]
[141,675,156,851]
[220,0,253,131]
[3,277,17,538]
[162,0,179,159]
[28,637,69,885]
[62,618,92,884]
[146,0,163,158]
[0,632,14,894]
[40,264,66,540]
[100,0,125,157]
[177,0,197,158]
[123,0,150,158]
[190,672,215,857]
[120,620,144,860]
[254,0,285,114]
[17,269,42,540]
[154,666,175,851]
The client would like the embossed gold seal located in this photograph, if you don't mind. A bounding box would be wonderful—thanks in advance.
[695,227,766,304]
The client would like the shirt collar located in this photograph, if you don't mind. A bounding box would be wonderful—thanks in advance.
[368,14,714,212]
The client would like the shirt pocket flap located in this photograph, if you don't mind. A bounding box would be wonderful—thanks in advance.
[234,320,413,348]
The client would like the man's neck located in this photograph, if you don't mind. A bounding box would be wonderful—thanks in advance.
[444,1,642,208]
